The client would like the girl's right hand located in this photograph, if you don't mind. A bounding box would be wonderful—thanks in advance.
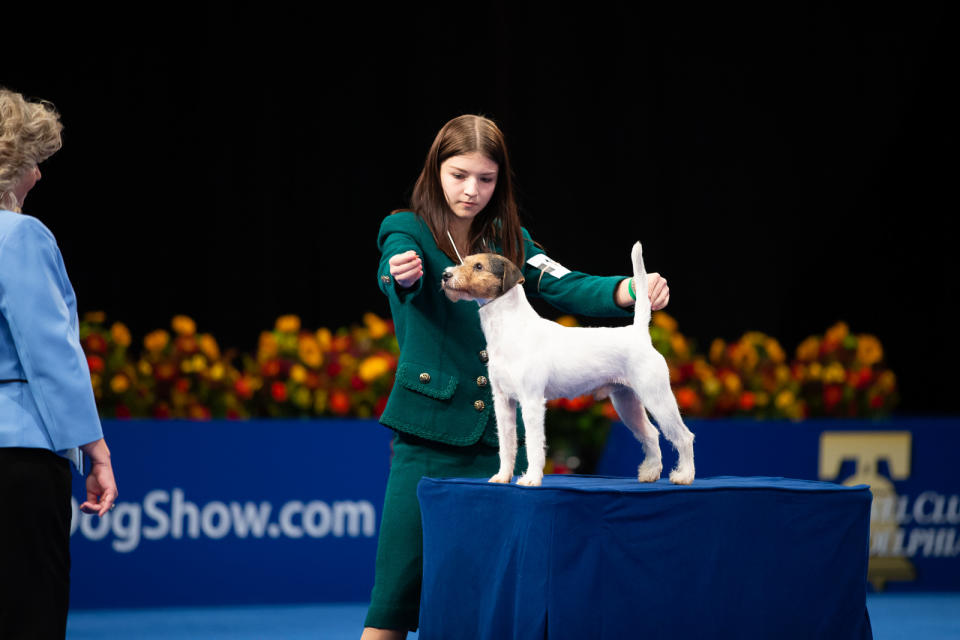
[389,250,423,288]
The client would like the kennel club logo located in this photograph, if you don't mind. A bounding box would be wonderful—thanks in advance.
[820,431,960,590]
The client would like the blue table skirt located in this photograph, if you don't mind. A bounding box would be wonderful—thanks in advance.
[418,475,873,640]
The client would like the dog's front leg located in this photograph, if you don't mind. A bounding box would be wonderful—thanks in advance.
[489,391,518,484]
[517,396,546,487]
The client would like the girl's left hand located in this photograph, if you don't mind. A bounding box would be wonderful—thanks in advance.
[648,272,670,310]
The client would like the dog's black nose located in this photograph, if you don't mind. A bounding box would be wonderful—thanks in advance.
[442,270,452,280]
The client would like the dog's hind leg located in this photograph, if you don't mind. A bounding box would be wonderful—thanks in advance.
[611,386,663,483]
[517,396,547,487]
[632,361,695,485]
[490,392,519,484]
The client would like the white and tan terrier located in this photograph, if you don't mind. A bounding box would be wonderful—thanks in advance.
[441,244,695,487]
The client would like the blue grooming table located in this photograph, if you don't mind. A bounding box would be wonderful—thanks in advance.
[417,475,873,640]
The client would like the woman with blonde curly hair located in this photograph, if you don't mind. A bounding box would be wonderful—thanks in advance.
[0,87,118,638]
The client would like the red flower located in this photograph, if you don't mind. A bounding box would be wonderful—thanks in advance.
[84,334,108,354]
[600,400,620,420]
[330,390,350,415]
[326,362,343,377]
[175,378,191,393]
[565,395,594,411]
[675,387,698,411]
[87,355,105,374]
[115,404,131,419]
[350,375,367,391]
[261,360,281,378]
[153,403,171,419]
[271,381,288,403]
[869,394,885,410]
[234,377,253,399]
[189,404,212,420]
[155,362,177,382]
[226,408,242,420]
[373,396,388,417]
[823,385,843,411]
[738,391,756,412]
[175,335,198,355]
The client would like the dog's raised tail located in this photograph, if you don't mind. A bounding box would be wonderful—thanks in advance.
[631,242,651,328]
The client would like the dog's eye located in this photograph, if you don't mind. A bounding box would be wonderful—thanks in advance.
[474,263,484,271]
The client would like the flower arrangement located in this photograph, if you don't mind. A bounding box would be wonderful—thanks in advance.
[78,311,895,434]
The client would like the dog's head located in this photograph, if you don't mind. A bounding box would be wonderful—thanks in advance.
[441,253,525,304]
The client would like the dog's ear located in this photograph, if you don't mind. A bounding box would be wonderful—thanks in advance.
[500,257,525,293]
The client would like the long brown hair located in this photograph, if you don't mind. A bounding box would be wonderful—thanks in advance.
[402,114,524,266]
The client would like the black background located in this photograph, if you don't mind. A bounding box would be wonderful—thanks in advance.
[5,3,954,413]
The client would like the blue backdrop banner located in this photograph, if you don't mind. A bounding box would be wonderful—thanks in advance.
[598,417,960,592]
[69,419,394,608]
[70,417,958,609]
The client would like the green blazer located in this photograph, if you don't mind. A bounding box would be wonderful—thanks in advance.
[376,211,632,447]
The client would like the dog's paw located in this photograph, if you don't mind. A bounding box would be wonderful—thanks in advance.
[669,466,695,485]
[637,460,663,483]
[489,472,513,484]
[517,473,543,487]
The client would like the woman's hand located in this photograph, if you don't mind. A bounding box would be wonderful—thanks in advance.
[389,251,423,288]
[647,272,670,311]
[616,273,670,310]
[79,438,118,516]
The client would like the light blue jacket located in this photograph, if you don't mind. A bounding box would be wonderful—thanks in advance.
[0,210,102,470]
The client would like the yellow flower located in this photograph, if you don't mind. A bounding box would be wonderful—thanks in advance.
[856,334,883,366]
[137,359,153,376]
[191,354,207,373]
[775,390,796,410]
[294,387,312,409]
[199,334,220,361]
[878,371,896,393]
[275,315,301,333]
[109,374,130,394]
[703,376,722,397]
[775,364,791,386]
[555,315,579,328]
[796,337,820,363]
[808,362,823,380]
[709,339,725,365]
[258,331,279,361]
[298,335,323,368]
[722,371,742,394]
[144,329,170,353]
[314,389,328,414]
[652,312,677,333]
[315,328,332,351]
[110,322,132,348]
[755,392,770,407]
[364,312,391,339]
[84,311,107,324]
[359,355,391,382]
[91,373,102,389]
[824,362,846,384]
[171,315,197,337]
[209,362,225,381]
[693,357,713,381]
[181,359,194,374]
[339,353,357,371]
[764,338,786,363]
[290,364,308,384]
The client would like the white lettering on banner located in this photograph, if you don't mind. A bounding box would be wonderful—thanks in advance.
[70,488,377,553]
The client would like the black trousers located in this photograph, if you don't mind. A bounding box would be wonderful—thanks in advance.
[0,447,72,639]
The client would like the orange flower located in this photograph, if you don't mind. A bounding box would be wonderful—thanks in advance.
[199,334,220,361]
[652,312,677,332]
[189,404,212,420]
[234,376,254,399]
[316,328,333,351]
[275,315,301,333]
[144,330,170,353]
[554,315,579,328]
[359,355,391,382]
[109,374,130,394]
[856,334,883,366]
[709,339,725,365]
[258,331,279,361]
[84,333,108,354]
[795,337,820,362]
[171,315,197,337]
[83,311,107,324]
[110,322,132,348]
[297,334,323,368]
[764,338,786,363]
[363,312,391,339]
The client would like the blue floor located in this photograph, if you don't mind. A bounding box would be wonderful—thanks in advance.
[66,595,958,639]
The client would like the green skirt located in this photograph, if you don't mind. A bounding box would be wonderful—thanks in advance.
[364,431,526,631]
